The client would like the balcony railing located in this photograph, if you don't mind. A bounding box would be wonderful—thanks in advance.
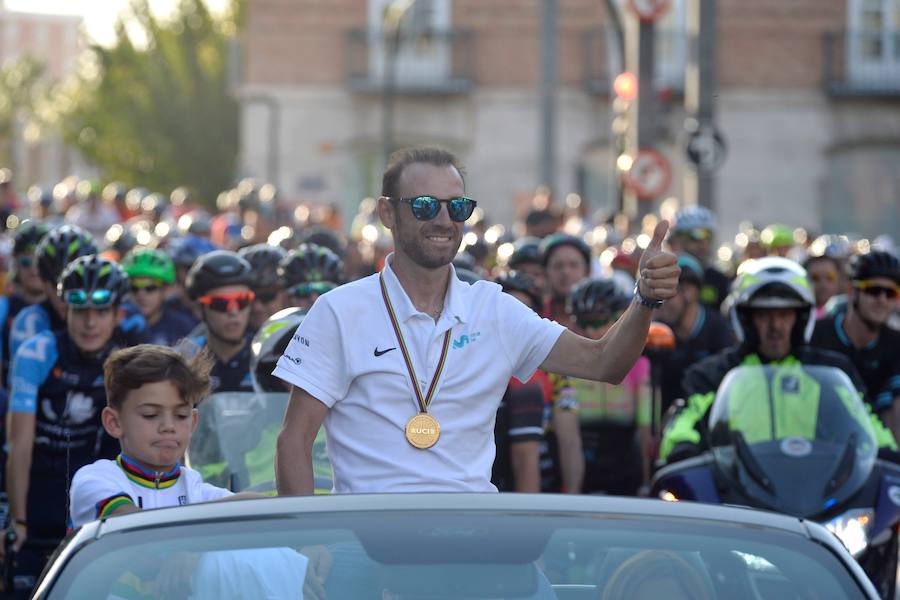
[582,28,687,97]
[345,28,474,95]
[823,31,900,97]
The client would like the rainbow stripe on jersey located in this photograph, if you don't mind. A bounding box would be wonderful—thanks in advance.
[116,454,182,489]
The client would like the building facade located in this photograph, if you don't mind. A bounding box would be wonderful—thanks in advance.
[239,0,900,239]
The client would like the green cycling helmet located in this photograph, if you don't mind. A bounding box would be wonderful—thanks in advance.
[122,248,176,284]
[760,224,794,250]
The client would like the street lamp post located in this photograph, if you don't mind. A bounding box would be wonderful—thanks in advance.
[381,0,417,168]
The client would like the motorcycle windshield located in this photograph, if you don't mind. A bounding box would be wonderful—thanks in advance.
[186,392,333,494]
[708,365,876,518]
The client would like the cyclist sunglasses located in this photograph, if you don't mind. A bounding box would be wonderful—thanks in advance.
[389,196,477,222]
[809,272,838,284]
[64,289,114,308]
[16,255,34,268]
[855,280,899,300]
[288,281,336,299]
[198,290,256,312]
[130,280,162,294]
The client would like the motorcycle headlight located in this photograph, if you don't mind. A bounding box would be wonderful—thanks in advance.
[824,508,873,558]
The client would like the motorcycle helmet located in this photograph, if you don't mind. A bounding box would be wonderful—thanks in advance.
[58,255,129,308]
[278,243,344,289]
[250,307,306,393]
[729,257,815,347]
[36,225,98,284]
[848,251,900,286]
[13,220,49,256]
[495,271,542,311]
[122,248,176,285]
[185,250,253,300]
[567,278,630,317]
[238,243,287,292]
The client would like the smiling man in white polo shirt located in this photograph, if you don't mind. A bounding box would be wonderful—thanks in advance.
[274,146,680,495]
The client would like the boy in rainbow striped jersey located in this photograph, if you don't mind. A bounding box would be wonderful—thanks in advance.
[69,344,312,600]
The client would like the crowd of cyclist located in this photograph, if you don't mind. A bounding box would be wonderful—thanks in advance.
[0,171,896,588]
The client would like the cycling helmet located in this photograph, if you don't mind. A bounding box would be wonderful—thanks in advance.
[807,234,851,261]
[539,233,591,268]
[36,225,98,284]
[677,253,704,287]
[673,206,716,233]
[301,227,346,258]
[177,210,212,237]
[238,243,287,291]
[122,248,176,284]
[760,224,794,250]
[185,250,253,299]
[168,235,218,269]
[26,185,54,209]
[58,255,129,307]
[729,257,815,346]
[250,307,306,393]
[508,237,543,269]
[278,243,343,288]
[567,278,630,316]
[848,251,900,286]
[495,271,542,311]
[13,220,49,255]
[104,224,138,258]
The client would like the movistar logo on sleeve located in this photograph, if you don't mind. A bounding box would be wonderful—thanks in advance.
[452,331,481,349]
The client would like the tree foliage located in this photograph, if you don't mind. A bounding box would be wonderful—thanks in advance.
[0,57,51,169]
[62,0,245,205]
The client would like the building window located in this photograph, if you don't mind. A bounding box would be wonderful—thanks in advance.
[848,0,900,83]
[366,0,451,86]
[613,0,687,90]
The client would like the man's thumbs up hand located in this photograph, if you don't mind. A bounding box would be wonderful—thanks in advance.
[636,220,680,303]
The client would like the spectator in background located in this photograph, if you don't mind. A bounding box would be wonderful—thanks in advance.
[238,244,287,333]
[64,179,120,240]
[506,237,546,296]
[540,233,591,325]
[0,168,19,231]
[804,253,843,320]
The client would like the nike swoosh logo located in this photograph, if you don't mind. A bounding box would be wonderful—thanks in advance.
[374,347,396,357]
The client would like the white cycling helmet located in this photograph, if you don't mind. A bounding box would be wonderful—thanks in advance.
[673,206,717,233]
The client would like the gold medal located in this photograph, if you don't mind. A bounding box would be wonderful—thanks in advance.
[405,413,441,449]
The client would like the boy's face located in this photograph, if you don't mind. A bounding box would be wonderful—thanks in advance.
[130,277,166,320]
[67,306,118,353]
[102,380,198,471]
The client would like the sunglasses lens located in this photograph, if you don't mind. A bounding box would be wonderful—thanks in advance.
[17,255,33,267]
[131,284,160,294]
[448,198,476,222]
[201,292,255,312]
[410,197,440,221]
[65,290,88,305]
[863,286,898,299]
[64,289,113,308]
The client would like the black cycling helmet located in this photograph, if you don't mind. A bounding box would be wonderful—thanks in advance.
[301,227,346,258]
[251,307,306,393]
[508,237,543,269]
[278,243,344,289]
[238,243,287,291]
[36,225,98,284]
[495,271,542,311]
[848,251,900,286]
[13,220,49,255]
[58,255,129,308]
[567,278,630,316]
[540,233,591,268]
[185,250,253,300]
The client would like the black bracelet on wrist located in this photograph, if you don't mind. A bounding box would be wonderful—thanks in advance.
[633,280,664,309]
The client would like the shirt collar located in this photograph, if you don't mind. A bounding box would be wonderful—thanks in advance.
[381,254,468,325]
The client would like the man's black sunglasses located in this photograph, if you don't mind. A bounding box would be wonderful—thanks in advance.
[388,196,477,222]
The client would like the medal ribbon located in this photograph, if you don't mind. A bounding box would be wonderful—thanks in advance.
[379,273,451,414]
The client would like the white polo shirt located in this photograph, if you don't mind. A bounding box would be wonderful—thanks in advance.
[273,257,565,493]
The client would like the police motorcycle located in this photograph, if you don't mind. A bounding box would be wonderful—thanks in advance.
[651,365,900,599]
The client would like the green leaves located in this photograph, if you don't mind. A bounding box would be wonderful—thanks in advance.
[62,0,245,207]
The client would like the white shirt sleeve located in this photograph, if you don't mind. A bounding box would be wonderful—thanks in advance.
[495,292,566,383]
[272,295,349,407]
[184,467,234,502]
[69,461,135,529]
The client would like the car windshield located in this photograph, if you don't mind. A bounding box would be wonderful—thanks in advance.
[708,365,878,517]
[187,392,333,494]
[46,508,865,599]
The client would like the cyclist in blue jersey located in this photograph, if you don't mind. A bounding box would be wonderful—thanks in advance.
[184,250,255,393]
[164,235,217,325]
[8,225,97,366]
[278,243,343,311]
[4,255,132,589]
[238,243,287,333]
[121,248,195,346]
[1,221,49,379]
